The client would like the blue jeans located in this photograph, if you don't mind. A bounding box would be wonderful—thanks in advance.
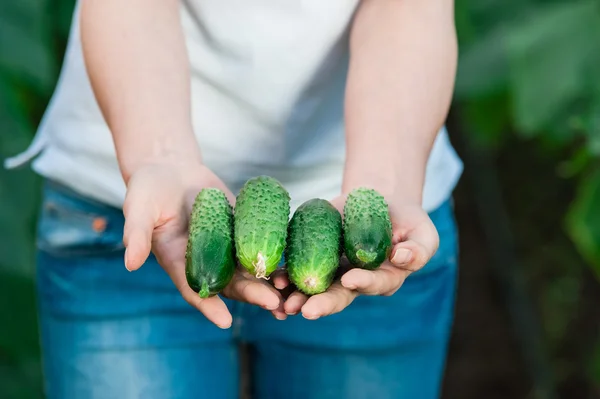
[35,180,459,399]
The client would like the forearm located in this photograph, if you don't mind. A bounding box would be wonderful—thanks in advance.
[80,0,200,183]
[343,0,458,204]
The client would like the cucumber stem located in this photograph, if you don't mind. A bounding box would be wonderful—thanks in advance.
[253,252,269,280]
[304,276,317,289]
[356,249,377,264]
[199,280,210,298]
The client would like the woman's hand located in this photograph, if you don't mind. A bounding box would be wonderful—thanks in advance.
[283,192,439,319]
[280,0,457,320]
[122,162,287,329]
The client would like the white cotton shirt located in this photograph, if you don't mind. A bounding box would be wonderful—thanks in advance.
[5,0,463,213]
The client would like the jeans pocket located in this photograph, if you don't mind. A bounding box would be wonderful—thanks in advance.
[36,182,125,257]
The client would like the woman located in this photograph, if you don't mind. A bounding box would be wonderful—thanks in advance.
[6,0,462,398]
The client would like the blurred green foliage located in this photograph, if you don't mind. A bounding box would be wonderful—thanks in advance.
[0,0,598,397]
[454,0,600,391]
[1,1,75,397]
[454,0,600,277]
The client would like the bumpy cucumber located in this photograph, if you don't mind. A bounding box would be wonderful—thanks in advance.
[343,187,393,270]
[286,199,343,295]
[234,176,290,279]
[185,188,236,298]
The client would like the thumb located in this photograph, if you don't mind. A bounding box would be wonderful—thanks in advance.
[122,176,160,271]
[390,221,439,271]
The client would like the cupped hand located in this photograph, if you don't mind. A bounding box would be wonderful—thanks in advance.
[283,194,440,320]
[121,162,287,328]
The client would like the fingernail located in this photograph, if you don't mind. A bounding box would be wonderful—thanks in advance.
[275,314,287,321]
[265,303,278,311]
[392,248,412,265]
[124,248,131,271]
[285,311,298,316]
[302,313,319,320]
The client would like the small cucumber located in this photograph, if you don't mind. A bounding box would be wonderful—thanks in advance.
[185,188,236,298]
[234,176,290,279]
[286,198,343,295]
[343,187,393,270]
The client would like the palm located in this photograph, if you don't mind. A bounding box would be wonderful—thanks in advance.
[122,163,286,329]
[151,218,191,295]
[283,196,439,319]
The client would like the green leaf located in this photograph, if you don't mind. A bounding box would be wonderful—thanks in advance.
[0,359,43,399]
[566,168,600,281]
[0,76,40,279]
[459,90,512,147]
[0,0,55,93]
[556,146,593,179]
[453,0,533,99]
[506,1,600,136]
[0,273,42,398]
[0,273,40,359]
[49,0,77,40]
[455,25,510,99]
[583,94,600,156]
[0,166,40,278]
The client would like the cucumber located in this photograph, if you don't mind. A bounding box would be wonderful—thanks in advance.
[343,187,393,270]
[185,188,236,298]
[286,198,343,295]
[234,176,290,279]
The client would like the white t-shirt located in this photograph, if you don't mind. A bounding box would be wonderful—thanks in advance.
[5,0,463,213]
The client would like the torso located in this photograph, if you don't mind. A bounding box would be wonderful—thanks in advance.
[6,0,462,212]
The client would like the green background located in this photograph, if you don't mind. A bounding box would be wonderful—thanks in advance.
[1,1,599,397]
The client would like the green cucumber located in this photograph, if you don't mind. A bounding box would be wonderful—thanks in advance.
[286,198,343,295]
[185,188,236,298]
[343,187,393,270]
[234,176,290,279]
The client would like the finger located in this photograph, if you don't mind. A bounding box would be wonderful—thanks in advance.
[122,182,159,271]
[270,298,288,321]
[328,195,346,213]
[270,268,290,290]
[122,224,153,271]
[341,264,408,296]
[222,273,282,311]
[222,274,287,320]
[391,220,439,271]
[168,259,233,328]
[390,239,436,271]
[180,285,233,329]
[301,282,358,320]
[283,290,309,315]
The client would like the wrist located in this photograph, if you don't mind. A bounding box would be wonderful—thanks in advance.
[121,152,203,184]
[342,150,426,206]
[118,130,203,184]
[341,174,423,207]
